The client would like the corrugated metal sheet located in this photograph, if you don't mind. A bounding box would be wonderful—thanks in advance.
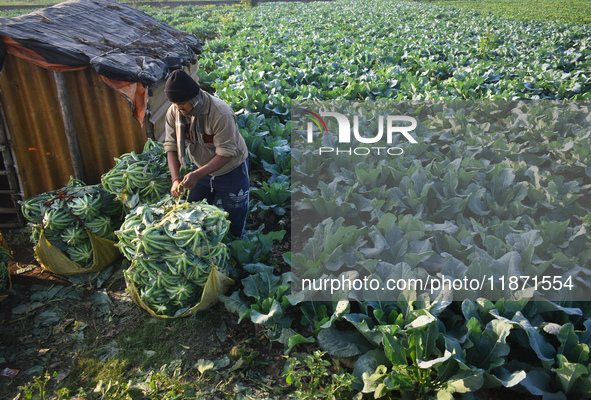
[0,54,147,199]
[148,63,199,143]
[65,65,147,180]
[0,99,24,228]
[148,78,168,143]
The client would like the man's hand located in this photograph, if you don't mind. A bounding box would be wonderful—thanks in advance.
[173,156,231,195]
[171,179,184,198]
[180,170,203,190]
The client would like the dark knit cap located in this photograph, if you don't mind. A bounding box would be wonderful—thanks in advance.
[165,70,200,103]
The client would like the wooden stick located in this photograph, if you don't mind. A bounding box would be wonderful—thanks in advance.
[53,71,86,182]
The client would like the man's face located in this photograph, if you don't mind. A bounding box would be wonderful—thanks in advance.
[174,101,193,115]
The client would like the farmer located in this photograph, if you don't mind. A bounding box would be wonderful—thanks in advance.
[163,69,249,238]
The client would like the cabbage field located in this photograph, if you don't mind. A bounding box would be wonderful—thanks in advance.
[4,0,591,399]
[147,0,591,398]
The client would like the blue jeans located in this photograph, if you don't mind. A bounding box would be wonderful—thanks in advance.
[187,160,249,238]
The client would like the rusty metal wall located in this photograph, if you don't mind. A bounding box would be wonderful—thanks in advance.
[0,54,147,200]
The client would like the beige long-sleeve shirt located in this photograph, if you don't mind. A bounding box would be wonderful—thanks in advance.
[163,91,248,176]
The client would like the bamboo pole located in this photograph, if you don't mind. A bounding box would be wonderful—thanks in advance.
[53,71,86,182]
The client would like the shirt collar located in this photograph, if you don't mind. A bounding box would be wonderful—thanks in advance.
[187,92,203,117]
[189,91,212,117]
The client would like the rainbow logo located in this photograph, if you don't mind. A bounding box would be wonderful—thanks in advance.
[302,109,329,135]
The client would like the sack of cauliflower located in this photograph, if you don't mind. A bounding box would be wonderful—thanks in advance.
[19,177,124,275]
[116,198,235,318]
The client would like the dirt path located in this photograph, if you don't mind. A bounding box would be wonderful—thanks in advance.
[0,232,287,399]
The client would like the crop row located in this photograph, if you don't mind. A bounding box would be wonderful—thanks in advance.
[149,1,591,398]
